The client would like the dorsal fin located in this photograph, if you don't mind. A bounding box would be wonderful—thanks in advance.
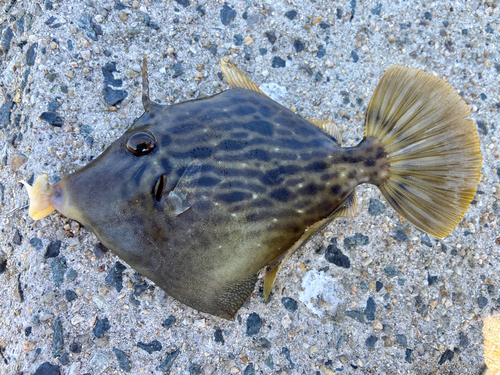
[221,59,265,94]
[142,55,163,113]
[307,118,342,145]
[263,192,358,301]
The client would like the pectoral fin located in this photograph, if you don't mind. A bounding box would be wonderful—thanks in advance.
[263,191,358,301]
[166,160,202,216]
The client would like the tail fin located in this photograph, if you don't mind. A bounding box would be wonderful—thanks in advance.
[365,66,481,238]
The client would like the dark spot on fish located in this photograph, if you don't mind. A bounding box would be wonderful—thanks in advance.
[246,149,270,162]
[376,147,385,159]
[171,122,199,134]
[219,139,245,151]
[342,155,361,163]
[279,165,302,175]
[365,146,373,153]
[231,132,249,138]
[175,166,186,177]
[272,152,297,161]
[247,211,273,222]
[195,200,212,211]
[270,188,295,202]
[331,185,341,194]
[235,106,257,116]
[348,170,357,179]
[280,138,307,149]
[198,176,220,186]
[261,169,284,186]
[220,181,266,193]
[259,105,272,117]
[161,134,171,146]
[191,147,212,159]
[330,171,339,178]
[321,173,330,181]
[298,183,322,195]
[229,95,248,105]
[305,161,328,173]
[217,191,252,204]
[286,178,305,186]
[364,158,376,167]
[242,120,273,136]
[276,128,293,137]
[295,199,313,209]
[250,199,273,208]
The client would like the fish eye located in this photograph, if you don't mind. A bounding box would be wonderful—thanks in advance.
[126,131,156,156]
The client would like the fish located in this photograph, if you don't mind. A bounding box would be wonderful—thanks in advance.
[22,56,482,319]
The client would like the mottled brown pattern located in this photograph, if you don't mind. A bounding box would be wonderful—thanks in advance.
[56,88,387,318]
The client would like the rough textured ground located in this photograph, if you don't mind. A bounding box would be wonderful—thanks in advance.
[1,0,499,374]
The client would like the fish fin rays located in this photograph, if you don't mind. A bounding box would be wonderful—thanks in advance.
[213,274,258,320]
[221,59,265,95]
[307,118,342,145]
[364,65,481,238]
[142,54,164,113]
[166,160,202,216]
[263,192,358,301]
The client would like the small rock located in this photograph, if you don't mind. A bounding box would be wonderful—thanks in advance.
[405,348,412,363]
[51,256,67,287]
[26,43,38,66]
[175,0,190,7]
[384,266,397,278]
[48,101,61,111]
[421,232,432,247]
[368,199,386,216]
[264,31,277,44]
[351,50,359,63]
[395,334,407,347]
[66,269,78,281]
[293,39,304,53]
[69,343,81,353]
[285,10,297,20]
[271,56,286,68]
[364,297,376,321]
[53,317,63,357]
[233,34,243,45]
[189,364,202,375]
[172,62,183,78]
[246,312,262,336]
[478,296,488,308]
[281,297,298,313]
[78,14,99,41]
[93,318,110,338]
[366,335,378,348]
[371,3,382,15]
[103,87,128,106]
[438,349,454,365]
[113,347,132,372]
[30,238,43,250]
[393,226,408,241]
[58,352,70,365]
[325,238,350,268]
[316,45,326,59]
[244,36,254,46]
[45,241,61,258]
[0,100,14,128]
[105,261,126,292]
[259,337,271,349]
[282,347,294,368]
[243,363,255,375]
[40,291,55,303]
[40,112,64,127]
[345,310,365,323]
[89,351,111,375]
[33,362,60,375]
[373,320,383,330]
[10,154,28,172]
[344,233,369,247]
[214,326,225,344]
[162,315,176,329]
[459,332,469,347]
[2,27,14,53]
[264,354,273,369]
[137,340,162,354]
[65,290,78,302]
[220,3,236,26]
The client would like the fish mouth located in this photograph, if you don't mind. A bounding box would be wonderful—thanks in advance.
[153,174,168,202]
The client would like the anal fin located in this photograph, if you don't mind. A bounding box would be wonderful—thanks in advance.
[166,160,202,216]
[263,192,358,301]
[306,118,342,144]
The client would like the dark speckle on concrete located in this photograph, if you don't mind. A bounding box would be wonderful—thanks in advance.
[351,50,359,62]
[368,199,386,216]
[364,297,376,321]
[272,56,286,68]
[113,347,132,372]
[405,348,413,363]
[293,39,305,53]
[265,31,277,44]
[40,112,64,127]
[281,297,298,313]
[420,232,432,247]
[220,3,236,26]
[345,310,365,323]
[51,256,67,287]
[282,347,295,368]
[65,290,78,302]
[395,334,407,347]
[52,317,63,358]
[246,312,262,336]
[93,317,110,338]
[344,233,369,247]
[366,335,378,348]
[137,340,162,354]
[438,349,454,365]
[162,315,175,329]
[33,362,60,375]
[325,238,350,268]
[45,241,61,259]
[105,262,127,292]
[393,226,408,241]
[285,10,297,20]
[214,326,225,344]
[478,296,488,308]
[26,43,38,66]
[243,363,255,375]
[158,349,180,372]
[189,364,202,375]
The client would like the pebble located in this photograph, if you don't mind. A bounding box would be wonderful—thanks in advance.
[0,251,6,274]
[26,42,38,66]
[162,315,176,329]
[271,56,286,68]
[51,256,67,287]
[52,317,63,358]
[69,342,81,353]
[246,312,262,336]
[93,317,110,338]
[265,31,277,44]
[243,363,254,375]
[105,261,126,292]
[137,340,162,354]
[58,352,70,365]
[395,334,407,347]
[478,296,488,308]
[345,310,365,323]
[44,241,61,259]
[65,290,78,302]
[0,100,14,127]
[364,297,376,321]
[293,39,304,53]
[172,62,183,78]
[264,354,273,369]
[33,362,60,375]
[77,14,100,41]
[344,233,369,247]
[89,351,111,375]
[368,199,386,216]
[438,349,454,365]
[393,226,408,242]
[365,335,378,348]
[405,349,412,363]
[220,3,236,26]
[214,326,225,344]
[285,10,297,20]
[373,320,383,330]
[233,34,243,46]
[316,45,326,58]
[2,27,13,53]
[66,269,78,281]
[40,112,64,127]
[9,154,27,172]
[325,238,350,268]
[103,87,128,106]
[47,101,61,111]
[281,297,298,313]
[351,50,359,63]
[420,232,432,247]
[158,349,180,372]
[282,347,295,368]
[189,364,202,375]
[113,347,132,372]
[244,36,254,46]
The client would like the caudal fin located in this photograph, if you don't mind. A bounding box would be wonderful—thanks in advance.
[365,66,481,238]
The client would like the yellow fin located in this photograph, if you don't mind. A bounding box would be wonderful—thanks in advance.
[307,118,342,145]
[221,59,265,94]
[263,193,357,301]
[21,174,55,220]
[364,66,482,238]
[483,315,500,374]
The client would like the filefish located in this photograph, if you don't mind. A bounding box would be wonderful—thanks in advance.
[23,57,481,319]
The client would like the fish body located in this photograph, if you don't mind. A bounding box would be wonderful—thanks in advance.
[24,59,481,319]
